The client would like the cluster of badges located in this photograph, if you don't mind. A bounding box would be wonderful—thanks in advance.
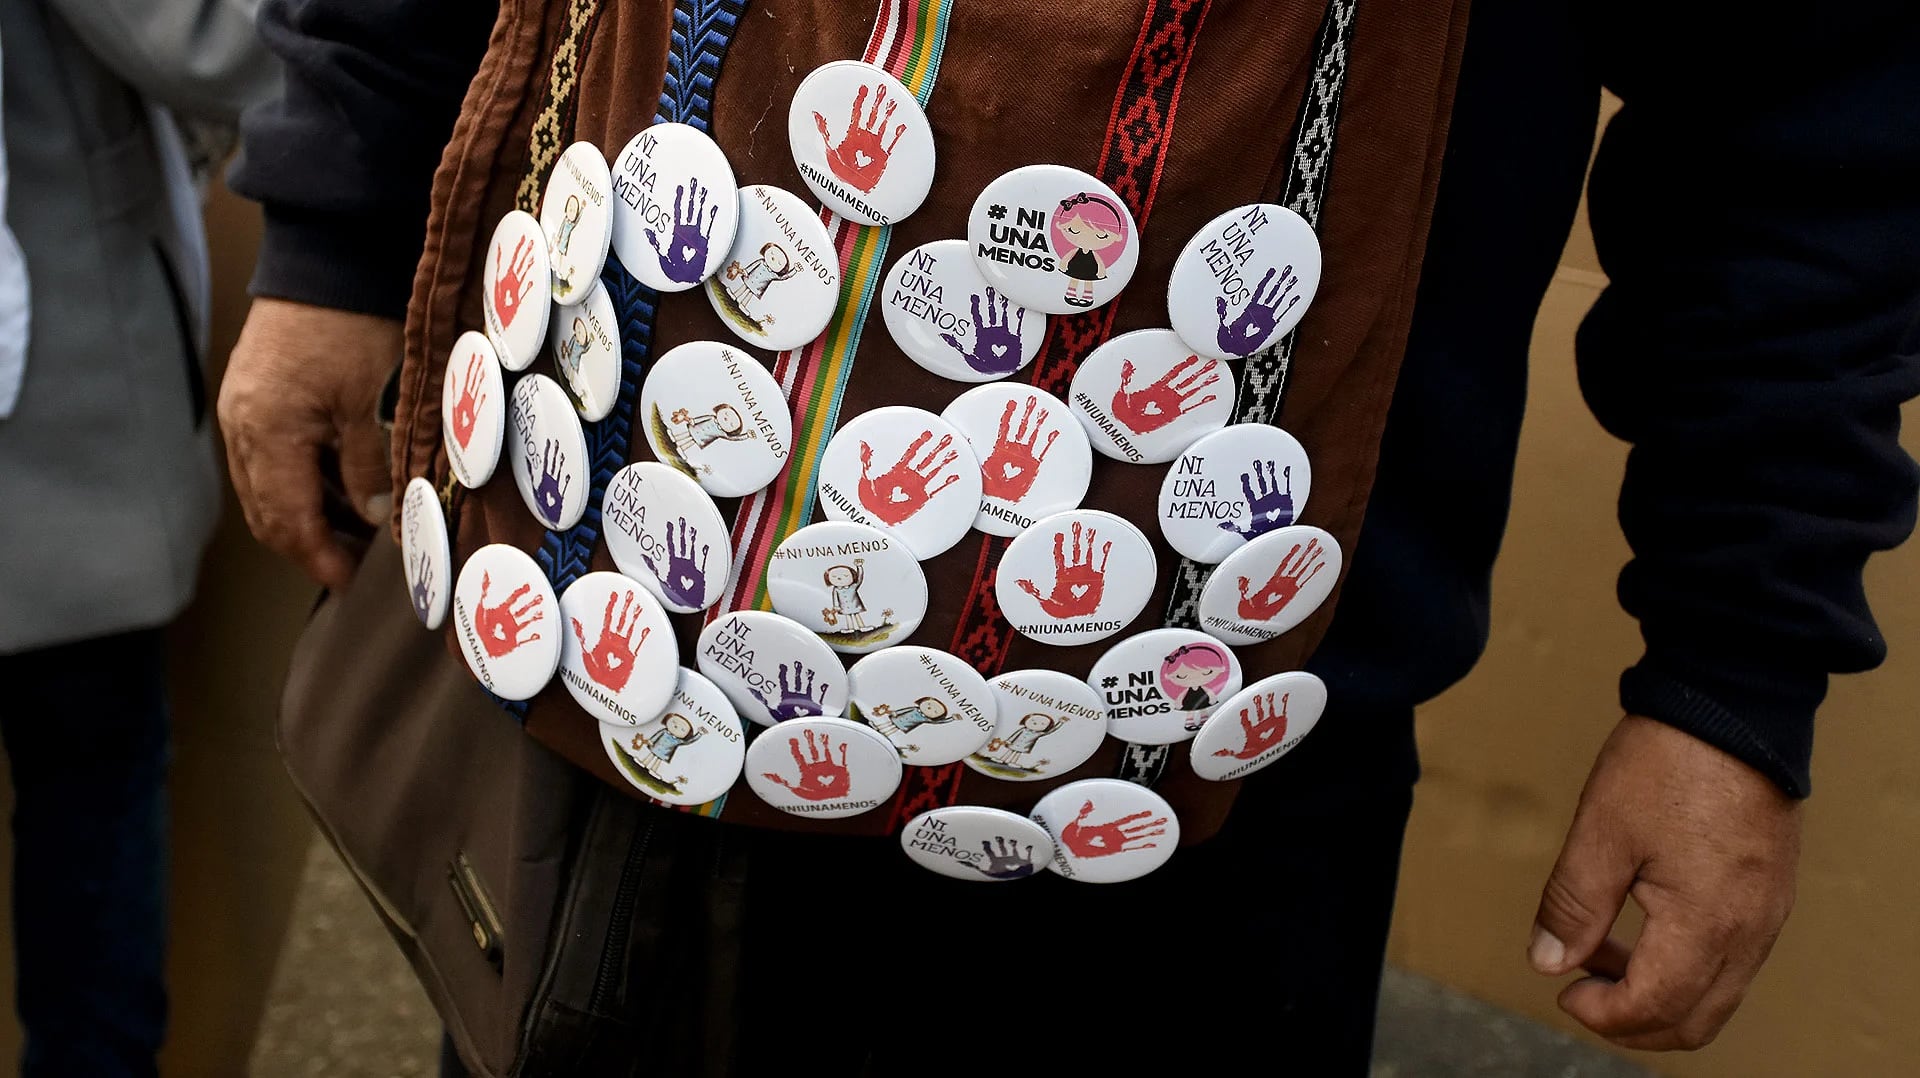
[408,55,1346,885]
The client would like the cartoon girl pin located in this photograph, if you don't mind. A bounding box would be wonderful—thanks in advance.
[557,316,591,378]
[1161,642,1235,730]
[1051,192,1131,308]
[987,711,1064,768]
[866,696,953,738]
[821,559,869,632]
[555,194,583,256]
[629,713,703,783]
[667,403,757,471]
[724,242,799,321]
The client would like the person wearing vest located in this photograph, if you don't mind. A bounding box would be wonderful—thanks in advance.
[0,2,279,1075]
[222,0,1920,1073]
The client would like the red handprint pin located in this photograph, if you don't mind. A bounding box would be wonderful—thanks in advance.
[1166,203,1323,361]
[440,332,506,488]
[481,210,551,371]
[1030,778,1180,882]
[996,510,1158,647]
[817,406,982,558]
[557,572,678,728]
[1190,671,1328,781]
[787,61,935,226]
[744,717,902,820]
[942,384,1094,537]
[1069,329,1237,464]
[1197,525,1344,645]
[451,545,561,700]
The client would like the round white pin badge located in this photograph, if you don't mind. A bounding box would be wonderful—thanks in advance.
[482,210,552,371]
[548,280,621,422]
[1069,329,1236,465]
[963,669,1107,783]
[602,462,731,614]
[901,807,1056,881]
[969,165,1140,315]
[846,646,996,766]
[816,406,983,559]
[600,668,747,806]
[942,384,1092,537]
[1088,628,1244,745]
[451,544,561,700]
[766,521,927,655]
[442,331,507,488]
[745,716,902,819]
[557,572,678,727]
[705,184,841,352]
[1030,778,1179,883]
[1197,525,1343,645]
[539,141,616,306]
[1190,670,1328,781]
[995,510,1156,647]
[638,340,792,498]
[1157,423,1313,564]
[696,610,849,727]
[1167,204,1321,361]
[400,476,452,630]
[788,61,935,227]
[609,122,739,292]
[508,374,590,531]
[882,240,1046,382]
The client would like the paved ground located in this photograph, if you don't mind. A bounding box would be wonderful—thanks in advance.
[250,842,1660,1077]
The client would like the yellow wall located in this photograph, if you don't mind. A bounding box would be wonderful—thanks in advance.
[1389,100,1920,1076]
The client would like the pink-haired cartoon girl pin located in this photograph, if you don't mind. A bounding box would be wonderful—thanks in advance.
[1052,192,1131,308]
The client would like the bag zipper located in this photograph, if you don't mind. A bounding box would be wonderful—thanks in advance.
[586,810,657,1014]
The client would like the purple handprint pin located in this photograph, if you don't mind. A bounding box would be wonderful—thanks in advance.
[609,123,740,293]
[1167,203,1323,361]
[604,462,733,614]
[400,476,451,629]
[645,181,718,285]
[508,374,589,532]
[883,240,1045,382]
[696,610,849,727]
[1156,422,1314,564]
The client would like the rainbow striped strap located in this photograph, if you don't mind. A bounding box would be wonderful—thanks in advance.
[711,0,956,618]
[881,0,1216,829]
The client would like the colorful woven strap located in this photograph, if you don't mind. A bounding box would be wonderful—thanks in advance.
[885,0,1216,830]
[709,0,956,620]
[1120,0,1359,786]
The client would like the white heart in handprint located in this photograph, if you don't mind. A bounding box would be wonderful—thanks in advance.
[854,150,873,168]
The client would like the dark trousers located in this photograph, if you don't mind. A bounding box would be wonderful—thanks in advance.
[443,759,1413,1078]
[0,630,170,1078]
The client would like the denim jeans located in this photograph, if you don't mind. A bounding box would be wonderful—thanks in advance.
[0,629,169,1078]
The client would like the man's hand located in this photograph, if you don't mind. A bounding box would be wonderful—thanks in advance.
[218,298,403,590]
[1530,715,1801,1051]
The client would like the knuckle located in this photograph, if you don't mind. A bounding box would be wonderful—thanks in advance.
[1537,871,1603,931]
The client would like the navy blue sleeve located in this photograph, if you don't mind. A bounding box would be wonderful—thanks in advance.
[226,0,499,319]
[1578,4,1920,796]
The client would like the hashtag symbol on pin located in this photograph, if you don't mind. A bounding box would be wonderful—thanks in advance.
[1100,676,1118,689]
[988,204,1007,220]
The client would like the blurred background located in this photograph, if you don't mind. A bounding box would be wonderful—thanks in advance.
[0,94,1911,1077]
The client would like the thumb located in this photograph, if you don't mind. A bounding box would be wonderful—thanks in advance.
[1531,810,1635,978]
[339,415,394,527]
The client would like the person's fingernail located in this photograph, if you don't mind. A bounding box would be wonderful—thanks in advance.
[1529,926,1566,973]
[362,493,392,524]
